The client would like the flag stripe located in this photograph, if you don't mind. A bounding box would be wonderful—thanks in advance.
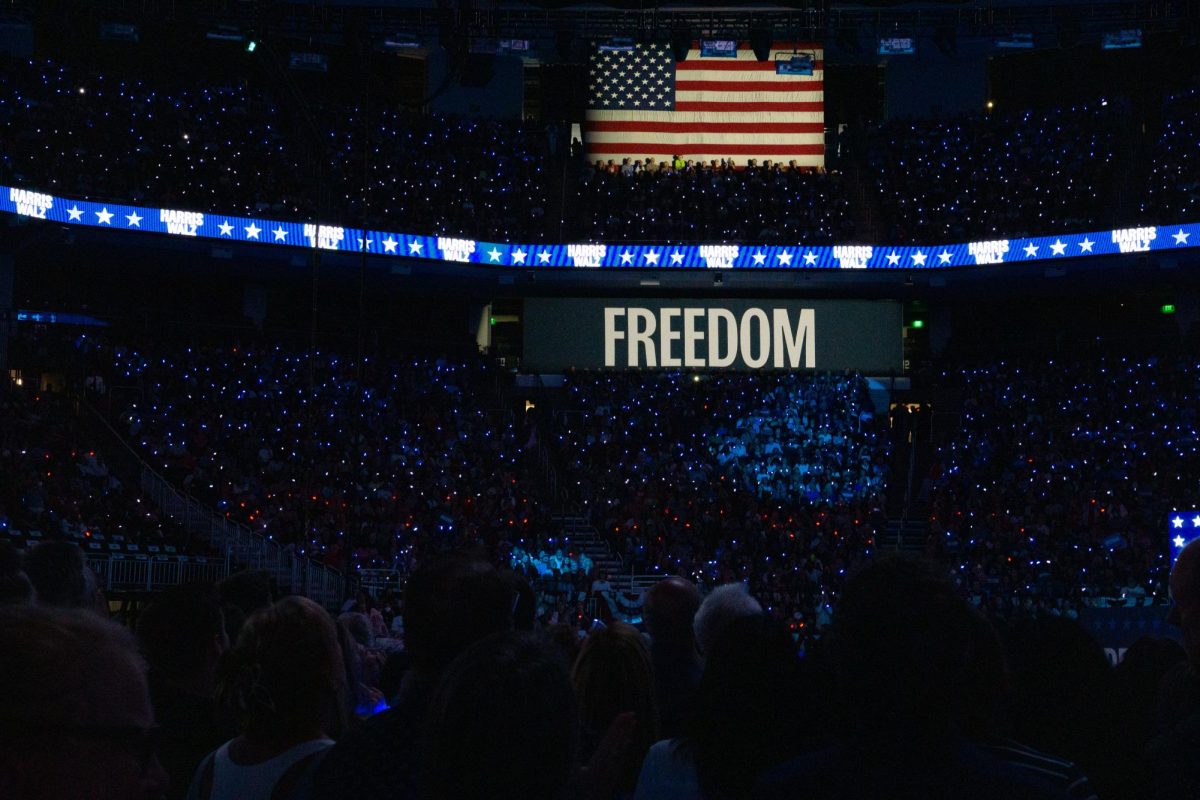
[587,111,825,124]
[676,80,824,93]
[674,100,824,112]
[586,42,825,167]
[587,143,825,156]
[588,133,825,148]
[588,121,825,134]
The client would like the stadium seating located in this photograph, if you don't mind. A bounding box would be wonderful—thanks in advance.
[926,356,1198,617]
[2,56,1196,246]
[107,342,547,573]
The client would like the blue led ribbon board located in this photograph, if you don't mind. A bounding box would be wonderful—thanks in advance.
[2,184,1198,271]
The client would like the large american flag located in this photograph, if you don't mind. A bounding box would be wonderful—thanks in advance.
[585,41,824,167]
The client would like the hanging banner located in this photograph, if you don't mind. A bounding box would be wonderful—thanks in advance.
[523,298,901,372]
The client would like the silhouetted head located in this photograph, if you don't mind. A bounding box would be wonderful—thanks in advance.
[573,622,659,792]
[830,557,974,738]
[403,555,514,680]
[219,596,347,740]
[136,583,227,693]
[644,577,701,648]
[0,540,34,605]
[24,541,97,610]
[424,631,577,800]
[688,614,804,798]
[0,605,169,800]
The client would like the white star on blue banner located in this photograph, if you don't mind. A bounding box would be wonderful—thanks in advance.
[1169,510,1200,566]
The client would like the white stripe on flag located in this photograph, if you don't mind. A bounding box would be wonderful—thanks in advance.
[585,43,825,168]
[587,132,825,147]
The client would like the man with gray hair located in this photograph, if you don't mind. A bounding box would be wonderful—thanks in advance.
[693,582,764,656]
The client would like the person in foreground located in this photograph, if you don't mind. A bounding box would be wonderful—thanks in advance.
[1147,538,1200,799]
[423,631,578,800]
[312,554,514,800]
[186,596,346,800]
[636,613,804,800]
[0,604,170,800]
[755,557,1085,800]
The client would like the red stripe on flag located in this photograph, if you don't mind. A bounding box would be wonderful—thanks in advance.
[674,101,825,112]
[586,41,825,167]
[676,60,826,72]
[588,121,826,134]
[587,143,825,156]
[677,80,823,93]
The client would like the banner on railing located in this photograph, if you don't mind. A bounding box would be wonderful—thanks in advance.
[3,184,1197,270]
[1077,604,1177,665]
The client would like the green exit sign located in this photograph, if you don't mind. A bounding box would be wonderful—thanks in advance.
[1162,304,1176,315]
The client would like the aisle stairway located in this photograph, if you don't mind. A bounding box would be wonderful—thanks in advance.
[878,518,930,553]
[553,513,623,577]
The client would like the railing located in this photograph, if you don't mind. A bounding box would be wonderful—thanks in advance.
[137,468,301,587]
[357,568,407,599]
[87,401,350,608]
[87,554,226,593]
[304,559,350,608]
[610,573,667,593]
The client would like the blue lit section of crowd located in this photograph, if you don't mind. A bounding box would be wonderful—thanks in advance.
[106,342,546,572]
[572,161,855,244]
[550,372,888,635]
[926,357,1200,617]
[319,105,552,240]
[870,101,1120,244]
[1142,86,1200,222]
[0,56,303,217]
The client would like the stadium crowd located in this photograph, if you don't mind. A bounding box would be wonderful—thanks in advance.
[6,330,1200,798]
[14,334,1194,652]
[6,535,1200,800]
[103,341,548,573]
[0,56,305,218]
[549,371,888,642]
[926,356,1200,617]
[9,332,1194,639]
[0,389,192,553]
[4,56,1199,247]
[321,106,553,241]
[0,56,554,240]
[870,101,1121,244]
[570,160,855,244]
[1142,85,1200,223]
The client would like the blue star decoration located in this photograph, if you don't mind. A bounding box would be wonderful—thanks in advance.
[1169,511,1200,566]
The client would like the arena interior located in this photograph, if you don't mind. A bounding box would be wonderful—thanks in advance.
[2,0,1200,797]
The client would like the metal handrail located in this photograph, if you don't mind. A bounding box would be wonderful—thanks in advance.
[87,554,227,593]
[85,400,349,608]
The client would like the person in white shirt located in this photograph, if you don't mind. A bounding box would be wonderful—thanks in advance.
[187,596,347,800]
